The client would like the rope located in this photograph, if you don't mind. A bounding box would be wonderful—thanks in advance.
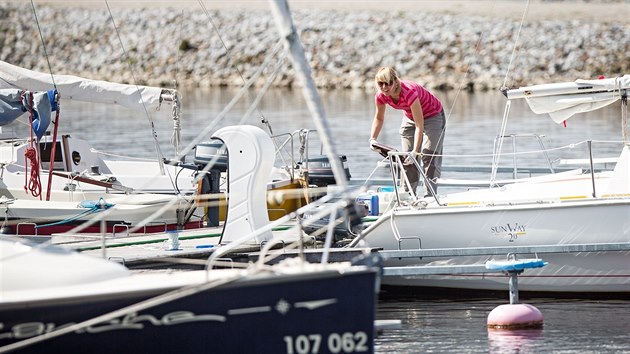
[104,0,166,175]
[24,146,41,198]
[174,39,285,162]
[89,148,159,161]
[22,92,42,199]
[238,42,292,168]
[170,92,182,156]
[34,205,103,229]
[30,0,62,200]
[196,0,272,133]
[169,10,184,156]
[501,0,531,90]
[29,0,57,91]
[412,0,531,185]
[425,1,498,177]
[490,100,512,184]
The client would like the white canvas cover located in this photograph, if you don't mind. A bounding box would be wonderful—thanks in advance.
[506,75,630,123]
[0,60,164,111]
[525,91,621,123]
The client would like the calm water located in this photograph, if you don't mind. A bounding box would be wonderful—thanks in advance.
[32,87,629,353]
[376,295,630,353]
[47,87,624,181]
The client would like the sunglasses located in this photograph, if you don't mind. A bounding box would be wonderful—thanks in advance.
[378,80,393,87]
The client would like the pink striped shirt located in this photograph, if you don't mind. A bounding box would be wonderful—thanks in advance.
[375,80,442,120]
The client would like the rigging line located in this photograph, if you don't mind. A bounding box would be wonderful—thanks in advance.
[29,0,57,90]
[104,0,166,175]
[197,0,272,129]
[501,0,530,89]
[167,11,185,158]
[174,39,284,163]
[492,0,529,185]
[360,156,390,190]
[425,0,498,172]
[174,41,288,202]
[240,44,296,170]
[490,100,512,184]
[242,43,286,122]
[175,9,184,91]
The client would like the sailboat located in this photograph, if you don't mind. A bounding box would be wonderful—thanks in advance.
[0,1,380,353]
[0,57,351,235]
[0,129,377,351]
[350,75,630,294]
[0,58,208,235]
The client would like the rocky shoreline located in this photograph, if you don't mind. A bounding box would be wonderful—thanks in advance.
[0,2,628,92]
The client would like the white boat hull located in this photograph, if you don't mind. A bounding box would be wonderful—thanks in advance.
[0,194,195,236]
[361,199,630,293]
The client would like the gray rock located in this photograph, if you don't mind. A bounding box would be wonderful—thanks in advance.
[0,3,627,92]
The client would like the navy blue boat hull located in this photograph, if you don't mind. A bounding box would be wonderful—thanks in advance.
[1,270,377,354]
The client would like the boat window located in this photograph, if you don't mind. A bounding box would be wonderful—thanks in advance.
[38,142,64,171]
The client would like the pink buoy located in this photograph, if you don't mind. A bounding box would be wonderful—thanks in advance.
[487,303,543,329]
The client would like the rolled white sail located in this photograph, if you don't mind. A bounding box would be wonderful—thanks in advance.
[505,75,630,123]
[524,91,621,123]
[0,60,164,111]
[506,75,630,99]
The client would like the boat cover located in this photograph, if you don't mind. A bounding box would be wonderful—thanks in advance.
[506,75,630,123]
[0,60,163,111]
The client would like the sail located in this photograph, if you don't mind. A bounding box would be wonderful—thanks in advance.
[505,75,630,123]
[0,60,164,111]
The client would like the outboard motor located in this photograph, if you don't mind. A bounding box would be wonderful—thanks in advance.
[193,141,228,227]
[194,142,228,171]
[299,154,351,187]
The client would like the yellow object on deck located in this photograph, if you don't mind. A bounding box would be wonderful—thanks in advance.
[266,180,308,220]
[197,179,315,223]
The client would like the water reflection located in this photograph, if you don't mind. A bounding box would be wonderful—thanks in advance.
[375,297,630,353]
[487,328,544,354]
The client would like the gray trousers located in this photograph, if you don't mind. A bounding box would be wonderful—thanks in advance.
[399,110,445,195]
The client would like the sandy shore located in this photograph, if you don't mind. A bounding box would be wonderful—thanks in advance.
[36,0,629,23]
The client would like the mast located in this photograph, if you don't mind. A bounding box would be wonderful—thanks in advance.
[268,0,348,189]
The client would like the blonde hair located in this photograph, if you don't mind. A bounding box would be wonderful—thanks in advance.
[374,66,399,88]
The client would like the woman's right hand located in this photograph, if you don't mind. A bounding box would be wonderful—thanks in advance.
[369,138,378,150]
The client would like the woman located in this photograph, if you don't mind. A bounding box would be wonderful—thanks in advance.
[369,66,446,195]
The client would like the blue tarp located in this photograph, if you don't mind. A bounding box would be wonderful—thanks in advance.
[0,88,57,141]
